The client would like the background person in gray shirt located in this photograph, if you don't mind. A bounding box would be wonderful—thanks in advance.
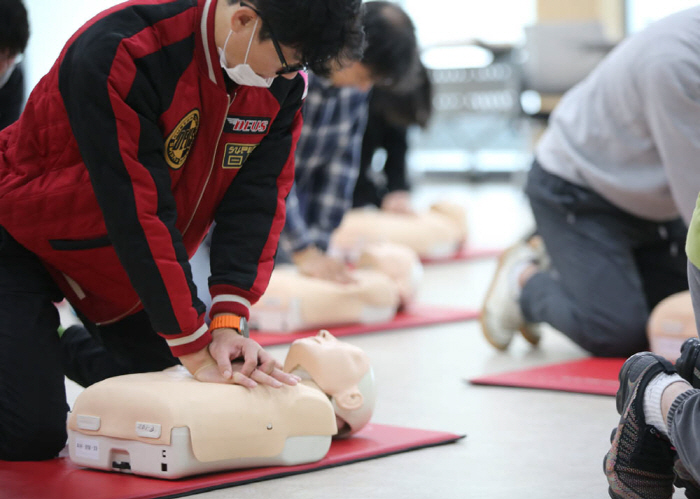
[481,7,700,358]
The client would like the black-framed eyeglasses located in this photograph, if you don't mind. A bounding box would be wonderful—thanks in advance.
[239,1,306,75]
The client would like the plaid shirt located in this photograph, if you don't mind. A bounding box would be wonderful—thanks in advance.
[280,72,370,253]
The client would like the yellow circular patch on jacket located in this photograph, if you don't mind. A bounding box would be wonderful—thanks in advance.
[165,109,200,169]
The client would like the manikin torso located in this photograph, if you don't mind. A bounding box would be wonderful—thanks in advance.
[249,264,400,332]
[330,201,468,259]
[249,243,422,333]
[67,331,375,478]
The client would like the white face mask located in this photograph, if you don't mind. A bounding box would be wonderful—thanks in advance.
[217,18,274,88]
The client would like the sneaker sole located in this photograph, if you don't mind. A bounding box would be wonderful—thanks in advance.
[480,246,522,351]
[481,245,542,350]
[479,314,510,351]
[519,325,541,346]
[603,454,624,499]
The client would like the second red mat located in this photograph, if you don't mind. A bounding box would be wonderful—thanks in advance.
[468,357,626,396]
[250,304,479,346]
[420,246,502,264]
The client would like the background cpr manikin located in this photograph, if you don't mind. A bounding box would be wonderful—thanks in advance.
[249,243,422,333]
[330,201,468,260]
[647,290,698,361]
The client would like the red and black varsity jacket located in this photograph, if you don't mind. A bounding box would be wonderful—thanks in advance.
[0,0,304,356]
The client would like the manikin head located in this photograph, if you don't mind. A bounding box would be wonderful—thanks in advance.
[283,330,376,437]
[214,0,364,83]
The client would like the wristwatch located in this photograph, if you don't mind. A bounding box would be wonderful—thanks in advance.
[209,314,249,338]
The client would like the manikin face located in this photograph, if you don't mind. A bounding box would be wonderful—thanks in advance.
[221,3,303,81]
[292,330,367,369]
[284,331,376,437]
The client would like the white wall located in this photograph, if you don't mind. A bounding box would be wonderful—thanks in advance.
[626,0,699,34]
[24,0,122,91]
[397,0,536,47]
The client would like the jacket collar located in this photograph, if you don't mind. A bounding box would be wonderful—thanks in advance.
[197,0,226,88]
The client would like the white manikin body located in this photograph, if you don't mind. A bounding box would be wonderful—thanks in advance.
[330,201,468,259]
[248,265,400,333]
[67,332,375,479]
[647,290,697,361]
[67,367,337,479]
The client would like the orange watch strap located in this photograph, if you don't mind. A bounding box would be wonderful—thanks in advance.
[210,314,242,331]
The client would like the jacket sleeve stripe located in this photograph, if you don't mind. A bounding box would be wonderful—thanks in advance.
[211,294,252,309]
[164,323,209,347]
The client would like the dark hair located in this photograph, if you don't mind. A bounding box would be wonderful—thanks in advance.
[361,1,418,87]
[232,0,364,77]
[370,58,433,128]
[0,0,29,56]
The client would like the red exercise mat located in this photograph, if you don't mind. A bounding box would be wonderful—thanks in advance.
[468,357,626,396]
[0,424,464,499]
[420,245,502,264]
[250,304,479,346]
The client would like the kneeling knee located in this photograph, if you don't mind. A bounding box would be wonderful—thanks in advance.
[0,422,67,461]
[581,320,648,357]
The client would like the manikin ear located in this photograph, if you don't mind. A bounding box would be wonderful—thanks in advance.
[229,5,258,33]
[334,386,364,411]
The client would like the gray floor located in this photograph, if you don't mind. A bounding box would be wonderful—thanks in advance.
[64,180,683,499]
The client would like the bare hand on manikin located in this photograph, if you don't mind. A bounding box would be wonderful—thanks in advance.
[292,245,355,284]
[380,191,414,215]
[179,328,301,387]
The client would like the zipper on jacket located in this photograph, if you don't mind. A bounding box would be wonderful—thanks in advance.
[181,92,236,236]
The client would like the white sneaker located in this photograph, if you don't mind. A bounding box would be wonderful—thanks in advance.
[481,240,541,350]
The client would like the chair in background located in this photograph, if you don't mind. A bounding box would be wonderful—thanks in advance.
[519,20,616,117]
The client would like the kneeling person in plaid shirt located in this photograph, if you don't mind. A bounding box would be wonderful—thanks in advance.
[278,1,421,283]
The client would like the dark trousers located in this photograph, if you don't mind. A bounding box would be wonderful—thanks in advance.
[0,227,177,461]
[520,161,688,357]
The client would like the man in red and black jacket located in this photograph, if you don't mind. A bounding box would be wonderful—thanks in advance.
[0,0,363,461]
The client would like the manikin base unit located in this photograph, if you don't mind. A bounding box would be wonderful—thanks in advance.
[67,367,337,479]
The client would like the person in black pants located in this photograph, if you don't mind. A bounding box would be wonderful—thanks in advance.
[0,0,364,461]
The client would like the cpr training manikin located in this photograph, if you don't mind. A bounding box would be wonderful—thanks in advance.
[248,203,467,333]
[249,242,422,332]
[67,331,375,478]
[330,201,468,260]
